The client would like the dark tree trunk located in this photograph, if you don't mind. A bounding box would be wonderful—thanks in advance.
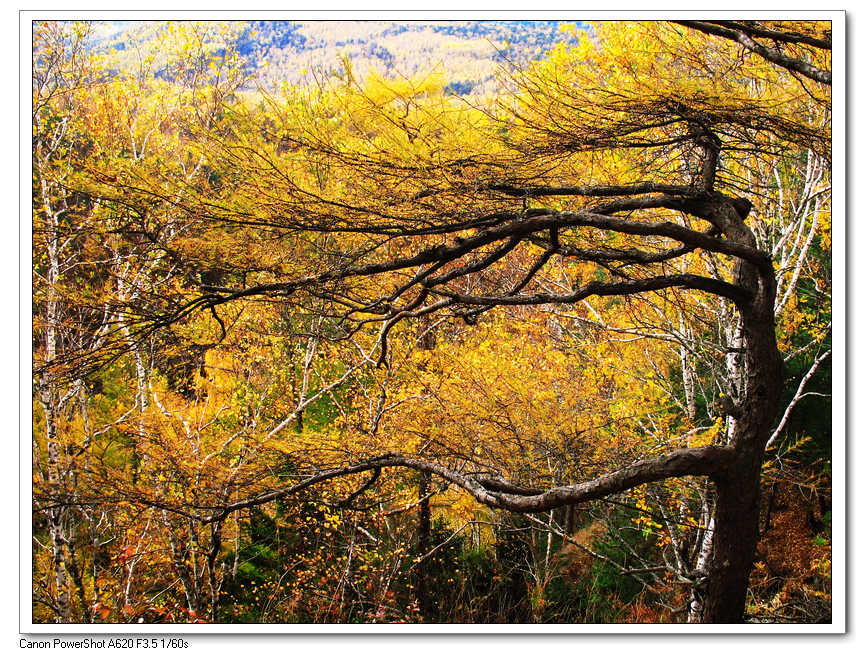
[702,453,763,622]
[698,200,785,622]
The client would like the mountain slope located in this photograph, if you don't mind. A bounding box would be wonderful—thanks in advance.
[90,20,583,93]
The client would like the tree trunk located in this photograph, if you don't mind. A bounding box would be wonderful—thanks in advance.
[701,453,763,622]
[207,523,223,623]
[698,197,785,623]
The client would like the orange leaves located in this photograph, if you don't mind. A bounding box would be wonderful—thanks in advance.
[116,545,137,566]
[92,602,112,621]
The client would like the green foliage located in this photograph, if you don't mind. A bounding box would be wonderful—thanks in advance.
[218,501,321,623]
[584,511,651,621]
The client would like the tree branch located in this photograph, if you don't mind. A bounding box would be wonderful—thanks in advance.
[201,445,734,523]
[434,273,753,310]
[675,21,831,85]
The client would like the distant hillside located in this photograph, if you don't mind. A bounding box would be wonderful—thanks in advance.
[89,20,584,94]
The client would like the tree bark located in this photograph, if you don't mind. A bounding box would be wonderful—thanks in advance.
[702,455,762,622]
[699,198,785,623]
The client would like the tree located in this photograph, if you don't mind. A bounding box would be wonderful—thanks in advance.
[41,19,832,624]
[672,20,831,85]
[32,20,115,623]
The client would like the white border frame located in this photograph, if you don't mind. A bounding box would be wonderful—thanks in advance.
[19,7,847,638]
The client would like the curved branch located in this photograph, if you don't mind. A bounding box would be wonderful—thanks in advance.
[335,467,381,508]
[488,182,694,198]
[710,21,831,50]
[766,348,831,448]
[203,445,734,523]
[435,273,753,310]
[194,206,768,299]
[675,20,831,85]
[528,235,702,266]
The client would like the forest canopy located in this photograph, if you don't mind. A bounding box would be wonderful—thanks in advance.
[31,19,834,626]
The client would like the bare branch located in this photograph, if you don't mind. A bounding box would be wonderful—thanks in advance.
[676,21,831,85]
[202,445,734,522]
[435,274,753,310]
